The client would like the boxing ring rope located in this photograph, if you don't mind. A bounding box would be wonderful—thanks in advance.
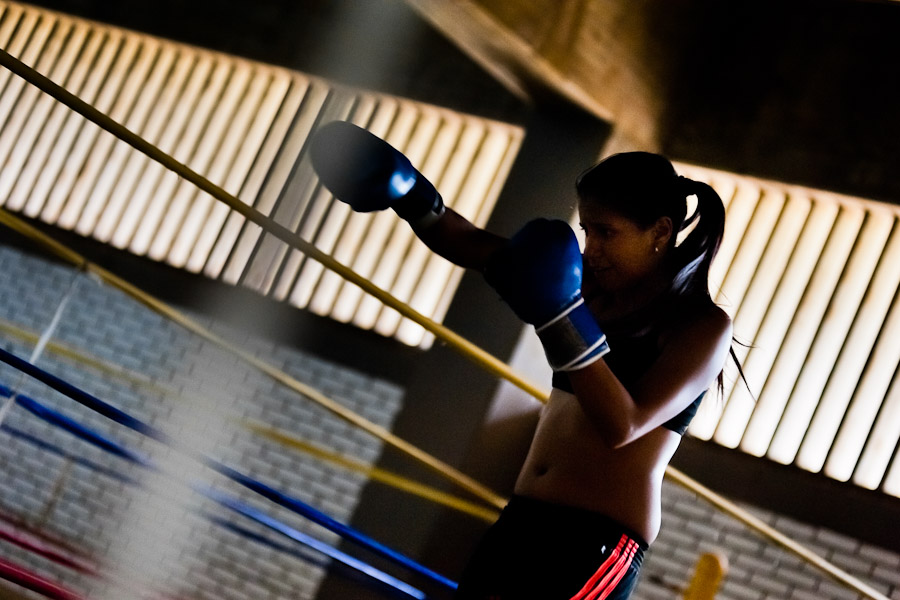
[0,523,97,577]
[0,425,392,599]
[0,396,430,600]
[0,557,85,600]
[0,356,451,597]
[0,317,163,390]
[0,316,500,522]
[0,203,507,512]
[240,420,500,522]
[0,47,891,600]
[0,256,79,427]
[0,507,96,566]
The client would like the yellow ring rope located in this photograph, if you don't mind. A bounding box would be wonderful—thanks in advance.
[0,206,507,510]
[242,420,499,522]
[0,47,890,600]
[0,317,162,390]
[0,48,549,405]
[0,316,499,521]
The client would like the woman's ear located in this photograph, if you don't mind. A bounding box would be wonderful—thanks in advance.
[653,216,674,249]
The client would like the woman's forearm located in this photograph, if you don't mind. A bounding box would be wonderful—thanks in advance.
[415,208,507,271]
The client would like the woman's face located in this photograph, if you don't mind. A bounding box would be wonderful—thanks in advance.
[577,198,669,295]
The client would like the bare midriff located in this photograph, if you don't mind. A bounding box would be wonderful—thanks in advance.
[514,388,682,544]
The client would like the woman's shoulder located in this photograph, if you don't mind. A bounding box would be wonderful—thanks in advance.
[599,291,730,340]
[660,294,732,341]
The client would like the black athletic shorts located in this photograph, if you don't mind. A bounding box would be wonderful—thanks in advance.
[454,495,647,600]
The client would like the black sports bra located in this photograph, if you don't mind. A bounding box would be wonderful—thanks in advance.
[550,305,704,435]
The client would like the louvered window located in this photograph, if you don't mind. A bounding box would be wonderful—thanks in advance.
[677,163,900,497]
[0,1,523,349]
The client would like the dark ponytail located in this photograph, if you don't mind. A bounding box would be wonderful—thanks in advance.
[669,178,746,397]
[669,177,726,299]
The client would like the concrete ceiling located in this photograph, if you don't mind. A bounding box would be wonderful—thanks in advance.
[405,0,900,204]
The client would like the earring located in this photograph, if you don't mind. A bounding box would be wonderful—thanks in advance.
[654,246,659,253]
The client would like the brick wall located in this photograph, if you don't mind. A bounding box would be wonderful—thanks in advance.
[635,480,900,600]
[0,243,405,599]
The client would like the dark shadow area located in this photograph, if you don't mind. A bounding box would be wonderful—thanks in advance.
[662,0,900,204]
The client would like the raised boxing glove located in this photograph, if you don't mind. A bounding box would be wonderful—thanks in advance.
[485,219,609,371]
[309,120,445,230]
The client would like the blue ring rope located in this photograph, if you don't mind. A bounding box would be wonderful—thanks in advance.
[2,386,153,468]
[201,489,426,599]
[204,516,428,599]
[0,348,457,590]
[0,423,137,485]
[0,387,427,599]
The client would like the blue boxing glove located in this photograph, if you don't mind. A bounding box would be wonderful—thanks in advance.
[309,120,445,230]
[485,219,609,371]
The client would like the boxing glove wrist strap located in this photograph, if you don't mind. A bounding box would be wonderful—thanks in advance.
[393,179,445,231]
[535,298,609,371]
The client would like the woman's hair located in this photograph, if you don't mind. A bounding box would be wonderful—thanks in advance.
[577,151,744,397]
[575,151,726,299]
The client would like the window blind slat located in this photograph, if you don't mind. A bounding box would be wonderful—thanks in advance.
[216,76,311,284]
[168,66,263,269]
[75,39,162,237]
[351,104,421,329]
[372,109,453,337]
[330,99,401,323]
[305,96,381,316]
[39,30,123,224]
[715,192,809,448]
[20,28,104,217]
[794,212,895,472]
[237,81,332,294]
[825,219,900,482]
[127,54,215,254]
[740,199,839,456]
[93,44,177,243]
[271,94,361,302]
[0,20,84,209]
[112,51,198,249]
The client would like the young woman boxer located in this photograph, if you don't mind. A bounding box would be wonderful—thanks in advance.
[311,122,734,600]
